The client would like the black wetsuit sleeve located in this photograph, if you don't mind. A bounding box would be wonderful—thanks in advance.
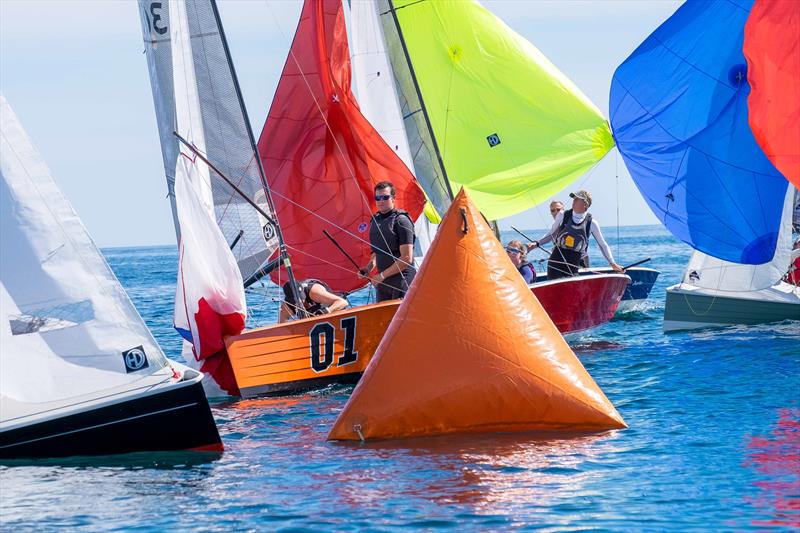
[395,215,415,246]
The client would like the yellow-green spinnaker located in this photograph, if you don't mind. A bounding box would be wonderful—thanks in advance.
[391,0,614,220]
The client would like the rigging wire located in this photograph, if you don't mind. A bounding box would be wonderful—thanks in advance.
[615,148,621,261]
[262,0,416,290]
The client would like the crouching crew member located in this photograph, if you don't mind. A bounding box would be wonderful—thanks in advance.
[279,279,347,323]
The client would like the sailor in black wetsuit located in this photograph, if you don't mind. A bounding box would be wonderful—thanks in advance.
[360,181,417,302]
[279,279,347,323]
[529,190,623,280]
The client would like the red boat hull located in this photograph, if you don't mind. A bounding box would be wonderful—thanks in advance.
[531,274,630,333]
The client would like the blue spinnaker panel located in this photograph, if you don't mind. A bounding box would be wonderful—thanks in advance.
[610,0,788,265]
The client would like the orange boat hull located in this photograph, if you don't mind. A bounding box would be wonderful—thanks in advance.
[226,301,399,398]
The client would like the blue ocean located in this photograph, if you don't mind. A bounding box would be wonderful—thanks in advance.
[1,225,798,531]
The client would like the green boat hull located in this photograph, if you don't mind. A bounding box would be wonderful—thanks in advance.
[663,285,800,332]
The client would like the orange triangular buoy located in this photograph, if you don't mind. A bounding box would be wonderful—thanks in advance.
[328,188,626,441]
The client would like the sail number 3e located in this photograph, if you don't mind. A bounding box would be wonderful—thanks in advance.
[145,2,168,36]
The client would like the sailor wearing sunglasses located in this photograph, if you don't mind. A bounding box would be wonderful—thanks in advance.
[359,181,417,302]
[506,240,536,284]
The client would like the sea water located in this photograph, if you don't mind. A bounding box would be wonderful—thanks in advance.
[1,225,798,531]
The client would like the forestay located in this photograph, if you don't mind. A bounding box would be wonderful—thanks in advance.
[376,0,614,221]
[138,0,278,286]
[0,96,169,407]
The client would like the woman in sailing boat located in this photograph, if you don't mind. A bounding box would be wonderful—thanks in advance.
[528,190,623,280]
[506,240,537,284]
[360,181,417,302]
[549,199,588,268]
[279,280,348,323]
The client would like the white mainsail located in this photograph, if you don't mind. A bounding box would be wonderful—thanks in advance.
[169,0,213,208]
[349,0,436,260]
[681,187,798,293]
[0,95,170,408]
[139,0,278,286]
[167,0,247,398]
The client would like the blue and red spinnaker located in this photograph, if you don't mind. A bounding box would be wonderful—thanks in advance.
[610,0,794,265]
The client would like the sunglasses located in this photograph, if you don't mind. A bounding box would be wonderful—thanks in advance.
[374,194,393,201]
[505,247,522,254]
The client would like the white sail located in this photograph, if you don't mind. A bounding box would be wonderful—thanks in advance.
[349,0,436,260]
[682,186,797,292]
[166,0,248,398]
[169,0,213,208]
[0,95,170,407]
[139,0,278,286]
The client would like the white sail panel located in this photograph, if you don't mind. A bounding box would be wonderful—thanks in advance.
[350,0,415,172]
[169,0,213,207]
[170,1,247,392]
[0,96,169,405]
[349,0,436,260]
[139,0,278,286]
[683,187,797,292]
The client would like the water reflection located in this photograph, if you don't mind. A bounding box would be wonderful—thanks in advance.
[0,449,221,469]
[327,430,625,512]
[744,408,800,529]
[214,384,630,517]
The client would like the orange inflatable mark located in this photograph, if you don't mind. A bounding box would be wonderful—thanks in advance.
[328,188,626,441]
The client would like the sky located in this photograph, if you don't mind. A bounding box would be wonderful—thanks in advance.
[0,0,682,248]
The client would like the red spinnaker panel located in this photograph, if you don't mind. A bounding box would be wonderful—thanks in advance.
[744,0,800,188]
[257,0,425,293]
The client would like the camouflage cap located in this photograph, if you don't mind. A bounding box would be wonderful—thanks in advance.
[569,190,592,207]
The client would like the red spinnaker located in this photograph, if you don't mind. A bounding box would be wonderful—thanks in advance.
[744,0,800,188]
[257,0,425,293]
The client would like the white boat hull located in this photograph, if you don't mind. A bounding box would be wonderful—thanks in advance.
[663,282,800,332]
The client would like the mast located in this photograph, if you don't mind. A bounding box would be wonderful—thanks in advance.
[209,0,304,310]
[386,0,454,201]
